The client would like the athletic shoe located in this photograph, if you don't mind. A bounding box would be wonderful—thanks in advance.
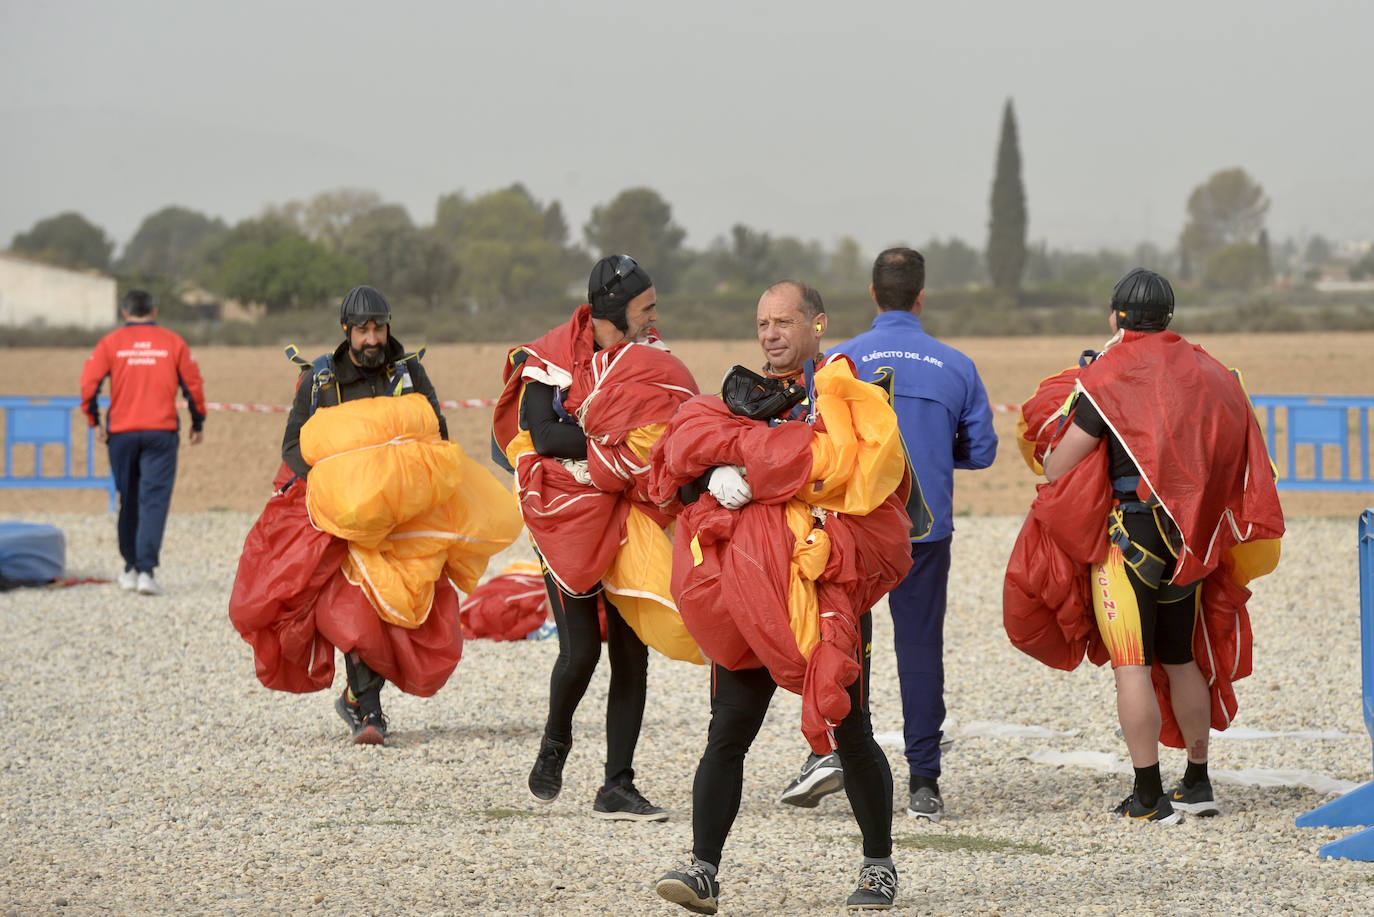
[779,751,845,807]
[592,783,669,822]
[334,690,363,733]
[907,786,944,822]
[1170,779,1220,816]
[352,710,388,746]
[1113,791,1182,824]
[845,862,898,910]
[117,569,137,591]
[528,735,571,803]
[136,572,163,596]
[656,861,719,915]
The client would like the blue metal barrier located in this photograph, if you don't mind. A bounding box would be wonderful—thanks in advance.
[0,396,117,511]
[1295,508,1374,859]
[1251,395,1374,491]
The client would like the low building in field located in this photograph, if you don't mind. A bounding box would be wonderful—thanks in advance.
[0,252,117,330]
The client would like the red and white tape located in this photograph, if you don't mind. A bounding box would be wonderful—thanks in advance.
[194,398,1017,414]
[195,398,499,413]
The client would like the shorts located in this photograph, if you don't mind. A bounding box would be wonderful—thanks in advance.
[1091,505,1199,668]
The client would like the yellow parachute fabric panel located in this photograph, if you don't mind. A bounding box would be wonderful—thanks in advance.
[784,499,825,659]
[1220,537,1282,588]
[625,423,664,462]
[503,429,535,476]
[300,393,522,629]
[342,518,448,629]
[804,360,906,514]
[603,507,705,664]
[444,448,525,593]
[302,395,459,547]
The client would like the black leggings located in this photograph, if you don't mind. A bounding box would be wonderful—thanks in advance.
[542,573,649,787]
[691,613,893,866]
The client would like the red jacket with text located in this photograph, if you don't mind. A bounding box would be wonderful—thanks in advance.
[80,321,207,433]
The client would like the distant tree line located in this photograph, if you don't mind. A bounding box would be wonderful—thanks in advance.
[8,99,1370,342]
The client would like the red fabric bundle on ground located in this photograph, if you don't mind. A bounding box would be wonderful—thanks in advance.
[459,565,551,641]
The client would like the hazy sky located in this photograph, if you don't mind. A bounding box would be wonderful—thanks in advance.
[3,1,1371,260]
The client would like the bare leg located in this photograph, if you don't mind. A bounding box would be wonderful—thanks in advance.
[1163,661,1211,763]
[1113,665,1161,767]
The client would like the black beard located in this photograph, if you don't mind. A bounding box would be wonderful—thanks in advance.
[352,345,385,368]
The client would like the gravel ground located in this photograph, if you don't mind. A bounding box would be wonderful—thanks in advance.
[2,512,1371,916]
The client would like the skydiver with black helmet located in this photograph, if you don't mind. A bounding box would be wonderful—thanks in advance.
[279,284,449,745]
[494,255,673,822]
[1039,267,1284,822]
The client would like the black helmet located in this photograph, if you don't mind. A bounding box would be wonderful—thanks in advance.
[1111,268,1174,332]
[339,285,392,328]
[588,254,652,331]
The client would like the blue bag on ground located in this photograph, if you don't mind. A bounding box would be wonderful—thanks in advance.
[0,521,65,585]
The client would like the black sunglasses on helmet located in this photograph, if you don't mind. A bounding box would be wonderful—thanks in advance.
[593,255,640,301]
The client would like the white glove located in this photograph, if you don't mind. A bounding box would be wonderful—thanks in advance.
[559,458,592,485]
[707,465,752,509]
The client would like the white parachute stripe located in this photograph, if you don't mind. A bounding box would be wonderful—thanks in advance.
[603,585,680,613]
[342,543,435,625]
[308,434,427,467]
[520,345,572,390]
[518,487,609,517]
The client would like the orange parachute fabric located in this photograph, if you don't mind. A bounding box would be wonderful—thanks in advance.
[229,395,521,697]
[1003,332,1284,746]
[301,393,523,628]
[228,472,464,697]
[491,309,704,663]
[649,356,913,753]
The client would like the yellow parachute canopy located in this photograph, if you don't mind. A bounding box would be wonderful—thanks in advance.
[301,393,522,628]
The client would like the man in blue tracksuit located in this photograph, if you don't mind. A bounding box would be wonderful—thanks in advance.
[779,247,998,821]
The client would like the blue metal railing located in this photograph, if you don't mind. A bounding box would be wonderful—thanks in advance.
[1251,395,1374,492]
[0,395,117,511]
[1295,508,1374,859]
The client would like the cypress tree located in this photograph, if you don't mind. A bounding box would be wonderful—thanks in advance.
[986,98,1028,296]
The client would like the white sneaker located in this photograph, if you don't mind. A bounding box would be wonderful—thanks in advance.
[136,572,163,596]
[117,569,137,591]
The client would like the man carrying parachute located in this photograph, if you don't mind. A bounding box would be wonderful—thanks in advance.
[492,255,702,822]
[1004,268,1284,823]
[228,286,522,745]
[650,280,917,914]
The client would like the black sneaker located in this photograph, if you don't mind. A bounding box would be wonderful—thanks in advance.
[334,690,363,734]
[845,862,897,910]
[1170,779,1220,816]
[1113,791,1182,824]
[593,783,669,822]
[779,751,845,807]
[656,860,719,915]
[353,710,388,746]
[906,785,945,822]
[528,735,571,804]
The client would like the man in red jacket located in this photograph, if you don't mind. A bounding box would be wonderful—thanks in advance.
[81,290,205,596]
